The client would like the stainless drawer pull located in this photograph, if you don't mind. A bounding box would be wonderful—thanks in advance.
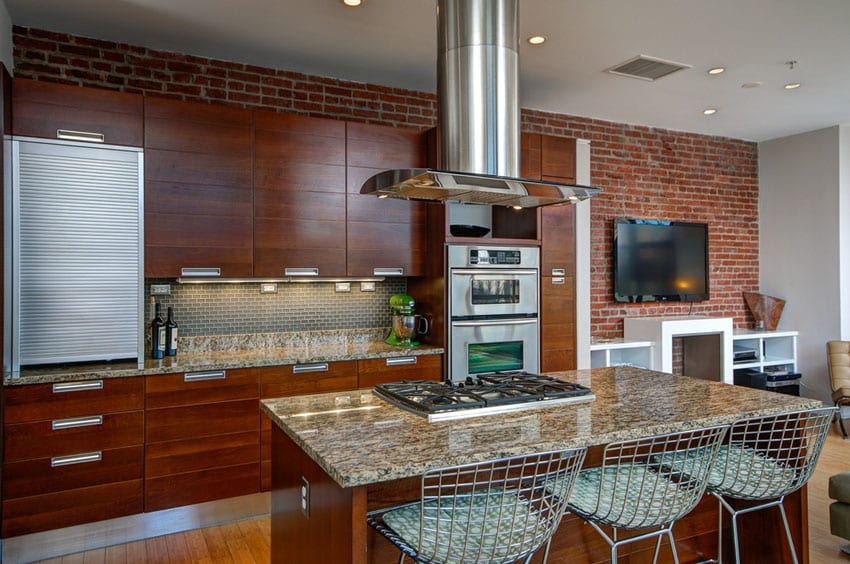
[552,277,566,285]
[293,363,329,374]
[452,269,538,276]
[373,267,404,276]
[184,370,226,382]
[51,451,102,468]
[551,268,566,276]
[52,380,103,393]
[285,268,319,276]
[56,129,105,143]
[52,415,103,431]
[386,356,417,366]
[453,318,538,327]
[180,267,221,277]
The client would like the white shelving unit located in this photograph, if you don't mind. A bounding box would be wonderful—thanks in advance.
[732,329,798,374]
[590,338,654,369]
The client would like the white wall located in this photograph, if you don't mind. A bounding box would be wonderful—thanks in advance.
[0,0,11,73]
[758,126,850,403]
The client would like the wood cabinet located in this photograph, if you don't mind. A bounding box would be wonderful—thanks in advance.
[144,368,260,511]
[144,97,253,277]
[357,355,442,388]
[2,377,145,537]
[346,122,428,277]
[254,112,347,277]
[12,78,143,146]
[259,361,358,491]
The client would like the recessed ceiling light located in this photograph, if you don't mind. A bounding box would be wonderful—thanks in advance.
[527,35,546,45]
[342,0,362,6]
[741,82,762,89]
[707,67,725,75]
[784,82,801,90]
[703,108,717,116]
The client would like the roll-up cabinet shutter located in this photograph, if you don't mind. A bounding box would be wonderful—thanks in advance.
[9,138,143,374]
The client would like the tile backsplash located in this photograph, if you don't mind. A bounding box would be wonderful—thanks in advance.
[145,279,407,337]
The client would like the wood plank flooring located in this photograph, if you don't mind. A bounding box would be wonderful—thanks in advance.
[33,423,850,564]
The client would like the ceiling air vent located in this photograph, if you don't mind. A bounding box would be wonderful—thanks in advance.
[606,55,691,81]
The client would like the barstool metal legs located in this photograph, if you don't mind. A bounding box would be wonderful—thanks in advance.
[715,493,797,564]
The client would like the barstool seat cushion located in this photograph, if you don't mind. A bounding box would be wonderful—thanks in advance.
[379,490,543,562]
[567,464,691,528]
[829,471,850,504]
[831,501,850,540]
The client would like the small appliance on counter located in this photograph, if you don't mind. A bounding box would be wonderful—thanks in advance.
[385,293,429,347]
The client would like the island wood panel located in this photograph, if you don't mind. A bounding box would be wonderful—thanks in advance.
[3,376,144,423]
[143,97,253,277]
[1,479,143,538]
[345,121,428,277]
[260,361,358,491]
[253,112,347,277]
[356,355,442,388]
[12,78,143,146]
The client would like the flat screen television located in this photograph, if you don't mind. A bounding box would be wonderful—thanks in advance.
[613,218,709,303]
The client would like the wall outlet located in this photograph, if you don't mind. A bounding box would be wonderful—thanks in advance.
[335,282,351,293]
[300,477,310,518]
[360,281,376,292]
[150,284,171,295]
[260,283,278,294]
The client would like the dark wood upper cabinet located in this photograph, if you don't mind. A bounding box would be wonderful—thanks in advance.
[253,111,347,277]
[12,78,143,146]
[541,135,577,182]
[144,97,253,277]
[346,122,428,277]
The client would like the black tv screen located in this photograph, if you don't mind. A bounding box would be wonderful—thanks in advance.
[613,218,709,303]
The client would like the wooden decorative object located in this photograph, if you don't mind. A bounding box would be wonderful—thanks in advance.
[743,292,786,331]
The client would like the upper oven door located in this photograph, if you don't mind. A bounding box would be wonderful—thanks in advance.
[450,269,539,319]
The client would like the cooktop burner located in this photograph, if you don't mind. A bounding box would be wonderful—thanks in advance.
[373,372,594,421]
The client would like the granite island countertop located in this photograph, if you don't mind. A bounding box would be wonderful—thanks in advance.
[5,328,443,385]
[260,366,822,488]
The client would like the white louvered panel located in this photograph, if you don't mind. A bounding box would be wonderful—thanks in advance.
[16,140,142,366]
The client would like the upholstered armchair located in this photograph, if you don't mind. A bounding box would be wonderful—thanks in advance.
[826,341,850,439]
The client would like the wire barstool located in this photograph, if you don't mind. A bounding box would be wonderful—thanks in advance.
[565,425,728,564]
[367,447,587,563]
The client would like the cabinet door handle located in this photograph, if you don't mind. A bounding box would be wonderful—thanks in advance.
[551,268,566,276]
[293,363,329,374]
[386,356,417,366]
[51,451,102,467]
[52,415,103,431]
[52,380,103,393]
[285,268,319,276]
[180,267,221,277]
[184,370,226,382]
[373,268,404,276]
[56,129,105,143]
[552,277,566,285]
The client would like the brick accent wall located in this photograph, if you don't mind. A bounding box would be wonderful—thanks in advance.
[13,26,760,339]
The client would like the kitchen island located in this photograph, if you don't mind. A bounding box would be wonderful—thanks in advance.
[261,366,822,563]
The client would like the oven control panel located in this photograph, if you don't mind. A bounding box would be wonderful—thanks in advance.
[469,248,522,265]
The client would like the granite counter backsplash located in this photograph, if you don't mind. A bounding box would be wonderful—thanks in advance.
[7,328,443,385]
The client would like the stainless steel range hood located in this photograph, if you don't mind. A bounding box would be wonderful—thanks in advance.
[360,0,600,208]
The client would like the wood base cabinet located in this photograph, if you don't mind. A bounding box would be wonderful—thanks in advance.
[1,377,145,537]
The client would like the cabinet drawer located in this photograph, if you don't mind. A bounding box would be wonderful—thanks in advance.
[3,445,143,499]
[145,431,259,478]
[2,479,143,538]
[146,368,259,409]
[145,399,259,443]
[260,361,357,398]
[4,411,144,462]
[145,463,259,512]
[357,355,443,388]
[4,377,144,423]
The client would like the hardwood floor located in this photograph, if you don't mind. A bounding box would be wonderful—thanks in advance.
[32,423,850,564]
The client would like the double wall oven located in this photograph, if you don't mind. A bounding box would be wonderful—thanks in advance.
[447,245,540,383]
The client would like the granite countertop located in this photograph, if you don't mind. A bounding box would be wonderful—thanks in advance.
[260,366,822,488]
[6,328,444,386]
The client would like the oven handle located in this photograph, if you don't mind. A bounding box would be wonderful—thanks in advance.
[452,318,538,327]
[450,269,538,276]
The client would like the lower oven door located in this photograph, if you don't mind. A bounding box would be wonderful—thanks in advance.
[449,317,539,382]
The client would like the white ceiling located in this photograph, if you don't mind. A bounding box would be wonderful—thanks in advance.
[6,0,850,142]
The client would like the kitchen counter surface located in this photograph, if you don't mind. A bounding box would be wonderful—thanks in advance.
[6,328,443,385]
[261,366,821,488]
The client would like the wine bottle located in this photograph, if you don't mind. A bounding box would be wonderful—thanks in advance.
[151,303,165,359]
[165,306,178,356]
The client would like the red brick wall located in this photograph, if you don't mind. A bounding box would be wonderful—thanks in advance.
[12,26,760,338]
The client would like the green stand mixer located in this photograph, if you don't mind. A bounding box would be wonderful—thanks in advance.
[385,293,429,346]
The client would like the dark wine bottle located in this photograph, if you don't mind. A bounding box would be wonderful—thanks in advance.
[151,303,165,359]
[165,306,178,356]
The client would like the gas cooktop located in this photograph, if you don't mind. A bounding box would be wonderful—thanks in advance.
[373,372,595,422]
